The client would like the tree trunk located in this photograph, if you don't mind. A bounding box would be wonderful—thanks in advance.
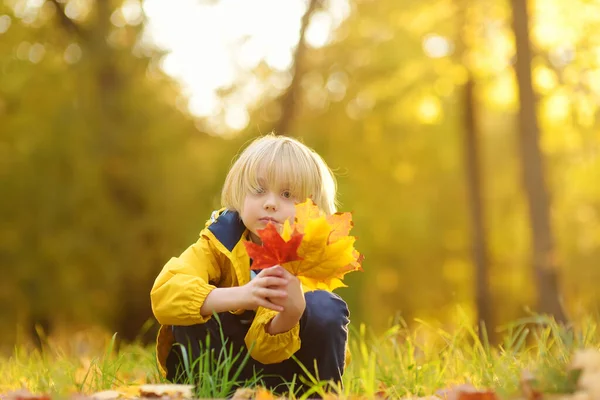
[463,77,493,337]
[274,0,321,135]
[455,0,493,338]
[510,0,567,322]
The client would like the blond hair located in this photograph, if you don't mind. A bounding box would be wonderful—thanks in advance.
[221,134,337,215]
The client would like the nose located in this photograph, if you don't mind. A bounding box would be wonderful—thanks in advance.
[263,192,278,211]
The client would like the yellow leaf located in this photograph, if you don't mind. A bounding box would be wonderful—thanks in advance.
[281,219,293,241]
[283,212,357,291]
[299,276,347,291]
[294,199,325,233]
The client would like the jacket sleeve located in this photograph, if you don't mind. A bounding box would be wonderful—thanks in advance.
[244,307,301,364]
[151,234,223,326]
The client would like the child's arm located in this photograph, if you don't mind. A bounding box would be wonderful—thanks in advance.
[151,235,224,326]
[200,266,290,316]
[152,238,292,326]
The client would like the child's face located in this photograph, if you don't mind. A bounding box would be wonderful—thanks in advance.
[241,179,297,244]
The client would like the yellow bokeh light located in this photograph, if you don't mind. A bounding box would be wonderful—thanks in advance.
[532,23,563,48]
[533,65,558,94]
[584,69,600,95]
[485,73,517,109]
[576,96,596,128]
[417,95,442,124]
[563,65,581,86]
[531,0,580,49]
[542,91,571,123]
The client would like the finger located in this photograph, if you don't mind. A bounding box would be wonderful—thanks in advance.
[258,287,288,299]
[274,266,294,279]
[252,287,287,305]
[257,277,289,288]
[258,266,285,277]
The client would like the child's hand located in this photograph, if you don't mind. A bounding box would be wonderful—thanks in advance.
[270,268,306,318]
[241,265,289,312]
[265,267,306,335]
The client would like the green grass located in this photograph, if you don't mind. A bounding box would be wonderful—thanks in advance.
[0,313,598,399]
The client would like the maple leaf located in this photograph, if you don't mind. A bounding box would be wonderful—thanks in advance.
[285,202,362,291]
[243,199,363,291]
[243,222,304,270]
[293,200,364,287]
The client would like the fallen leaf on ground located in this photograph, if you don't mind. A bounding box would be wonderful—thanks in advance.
[436,384,497,400]
[90,384,194,400]
[571,348,600,400]
[521,370,543,400]
[90,390,121,400]
[254,387,277,400]
[231,387,255,399]
[0,390,51,400]
[139,384,194,398]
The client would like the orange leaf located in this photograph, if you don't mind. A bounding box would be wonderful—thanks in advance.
[437,385,498,400]
[326,212,354,243]
[243,222,304,270]
[255,388,277,400]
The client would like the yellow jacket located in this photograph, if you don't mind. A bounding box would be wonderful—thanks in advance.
[150,209,302,377]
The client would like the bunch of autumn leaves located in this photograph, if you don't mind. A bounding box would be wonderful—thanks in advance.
[243,199,364,291]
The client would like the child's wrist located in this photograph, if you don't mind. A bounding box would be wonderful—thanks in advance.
[268,311,301,335]
[231,285,250,310]
[282,303,305,319]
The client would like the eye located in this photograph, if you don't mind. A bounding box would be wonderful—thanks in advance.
[253,186,265,194]
[282,190,292,199]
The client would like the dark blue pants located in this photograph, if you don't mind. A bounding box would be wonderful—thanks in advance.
[166,290,350,395]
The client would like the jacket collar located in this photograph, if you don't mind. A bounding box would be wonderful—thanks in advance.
[207,209,246,252]
[205,209,250,285]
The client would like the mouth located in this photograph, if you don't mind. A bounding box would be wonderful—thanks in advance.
[259,217,279,224]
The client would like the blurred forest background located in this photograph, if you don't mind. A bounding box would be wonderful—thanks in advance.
[1,0,600,350]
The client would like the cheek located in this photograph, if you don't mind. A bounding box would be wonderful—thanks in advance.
[242,196,260,214]
[284,202,296,219]
[240,196,253,216]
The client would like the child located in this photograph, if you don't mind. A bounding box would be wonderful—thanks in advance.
[150,134,350,395]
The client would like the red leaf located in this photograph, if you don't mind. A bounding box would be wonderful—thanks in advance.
[458,392,498,400]
[437,385,498,400]
[243,223,304,270]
